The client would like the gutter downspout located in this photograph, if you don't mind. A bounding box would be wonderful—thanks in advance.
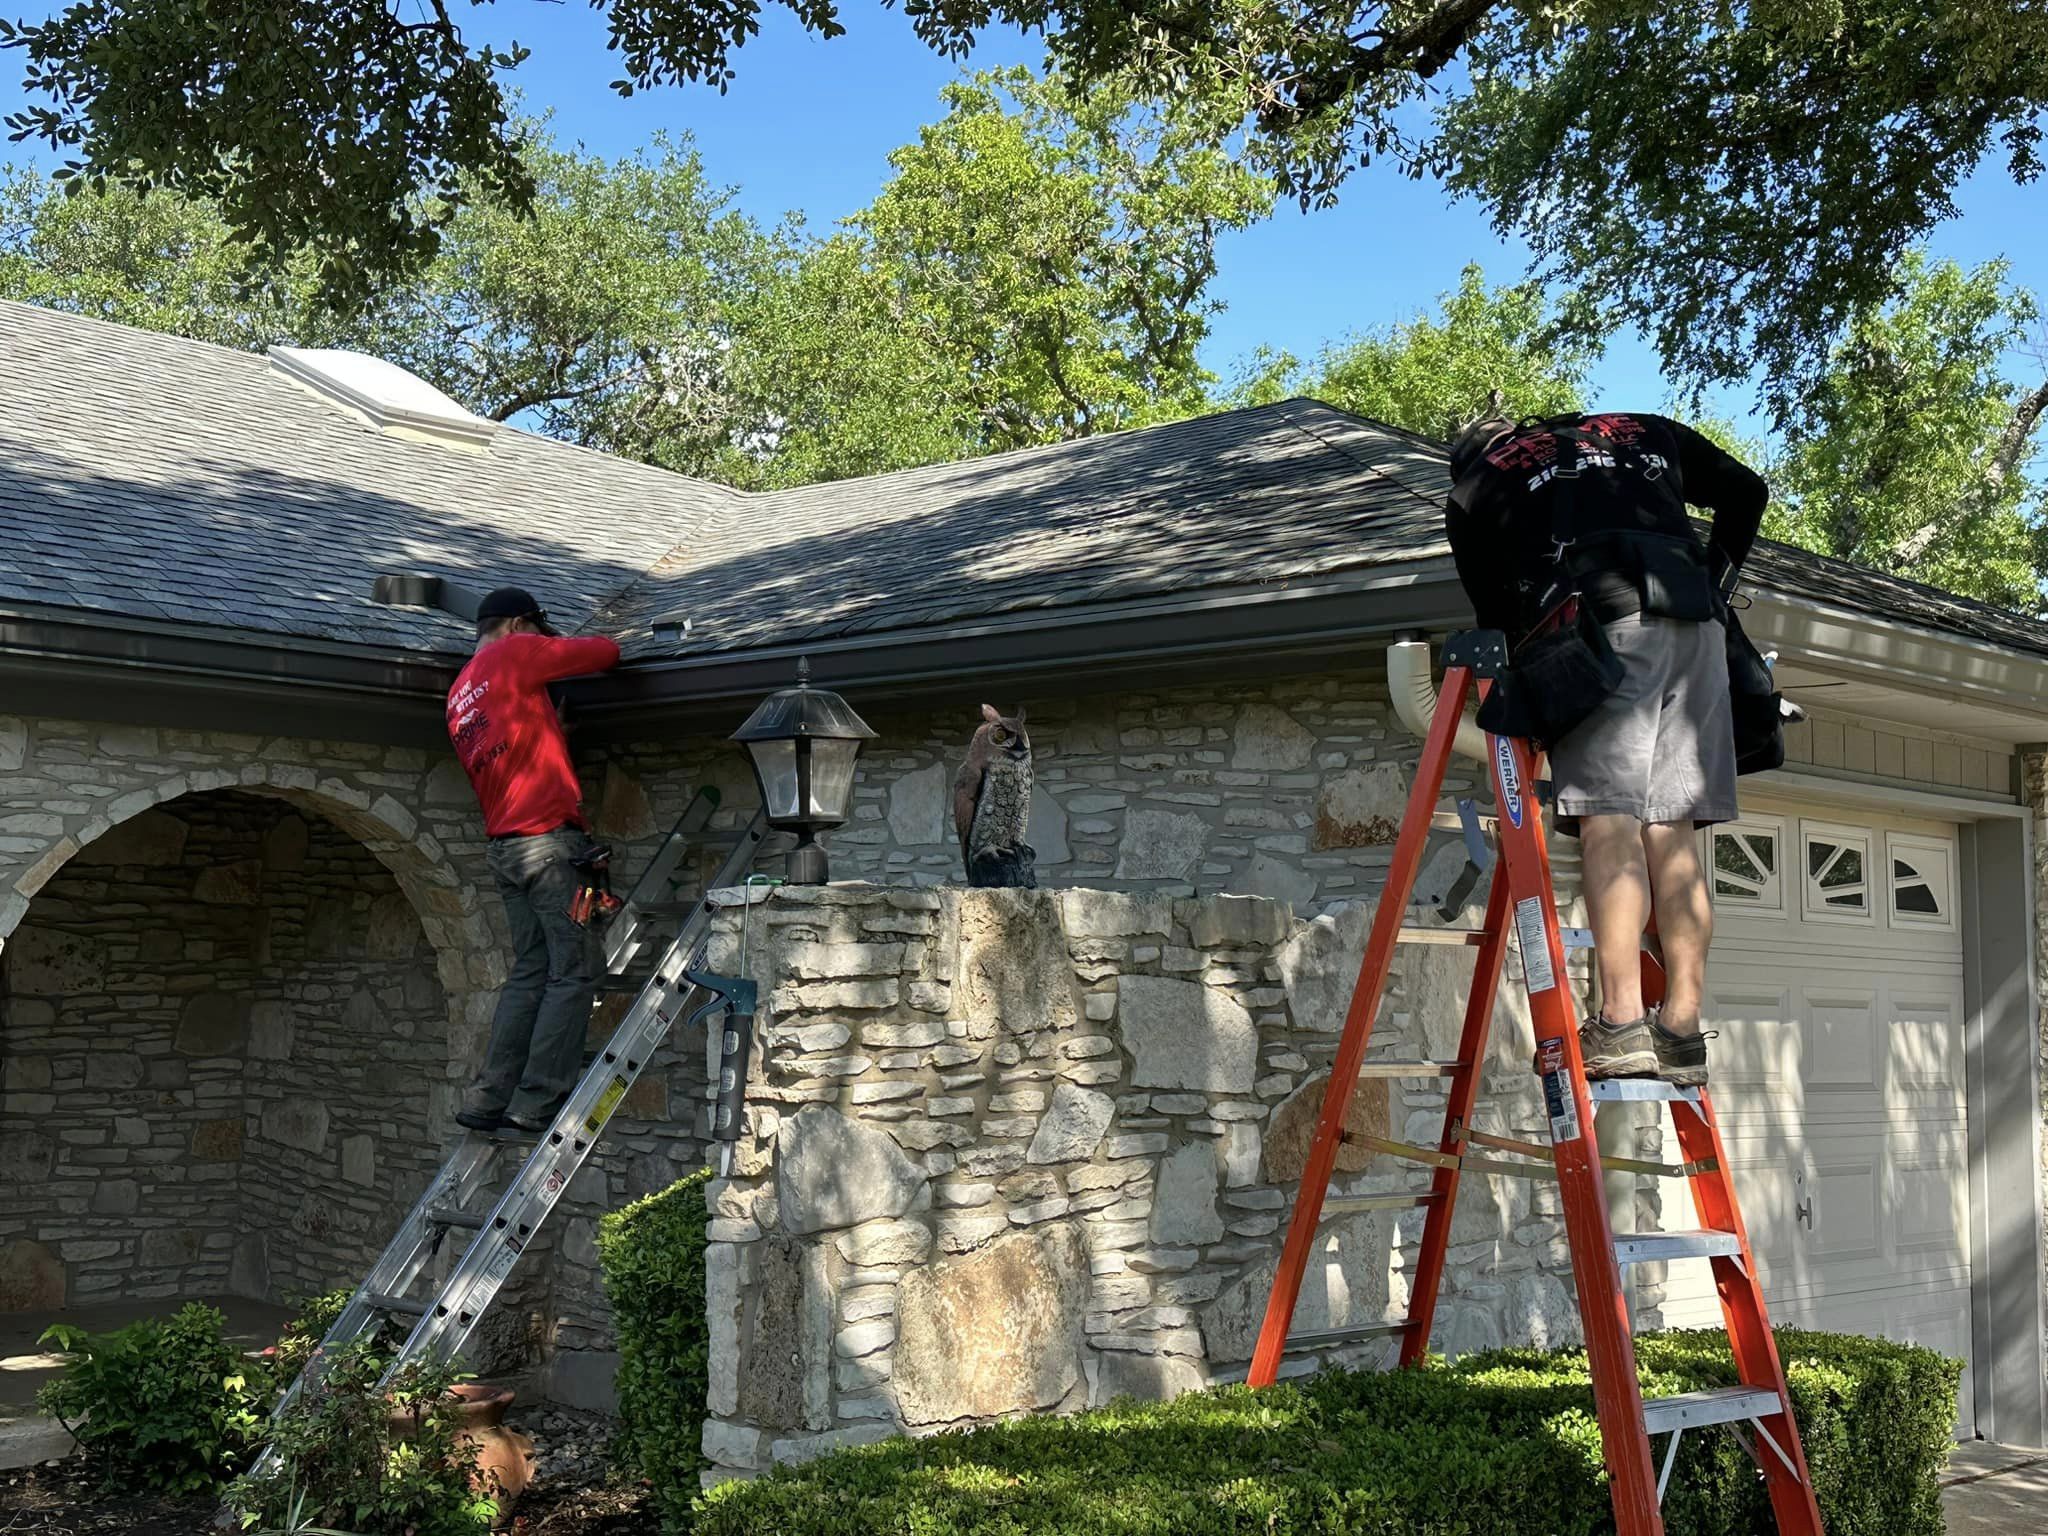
[1385,637,1487,762]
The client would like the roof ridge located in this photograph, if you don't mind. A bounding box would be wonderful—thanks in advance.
[1269,398,1448,515]
[3,296,274,370]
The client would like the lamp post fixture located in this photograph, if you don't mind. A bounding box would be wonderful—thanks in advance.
[731,657,877,885]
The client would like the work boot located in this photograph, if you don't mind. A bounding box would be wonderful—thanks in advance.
[1652,1021,1715,1087]
[454,1108,504,1133]
[1578,1014,1658,1079]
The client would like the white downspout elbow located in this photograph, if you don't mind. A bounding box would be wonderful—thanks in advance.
[1386,638,1488,763]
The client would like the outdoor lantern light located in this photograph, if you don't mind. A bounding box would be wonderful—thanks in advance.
[731,657,877,885]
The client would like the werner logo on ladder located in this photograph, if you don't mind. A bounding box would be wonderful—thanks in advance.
[1247,411,1822,1536]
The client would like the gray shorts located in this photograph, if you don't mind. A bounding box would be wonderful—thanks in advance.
[1550,614,1738,829]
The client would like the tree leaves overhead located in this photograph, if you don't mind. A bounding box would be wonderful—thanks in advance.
[7,1,2048,397]
[1435,1,2048,418]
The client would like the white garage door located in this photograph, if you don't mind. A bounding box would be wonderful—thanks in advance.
[1653,794,1975,1433]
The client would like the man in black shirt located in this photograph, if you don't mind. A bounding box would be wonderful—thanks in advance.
[1445,412,1770,1086]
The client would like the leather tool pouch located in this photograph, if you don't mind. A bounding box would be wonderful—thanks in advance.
[1724,605,1786,775]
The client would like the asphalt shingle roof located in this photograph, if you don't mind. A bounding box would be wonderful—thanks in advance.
[9,297,2048,673]
[0,299,732,652]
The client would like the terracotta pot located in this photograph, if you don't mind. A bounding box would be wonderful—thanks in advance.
[387,1382,535,1529]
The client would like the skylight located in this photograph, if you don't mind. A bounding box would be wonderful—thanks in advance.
[268,346,497,450]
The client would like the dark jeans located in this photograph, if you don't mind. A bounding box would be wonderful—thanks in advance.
[464,828,598,1123]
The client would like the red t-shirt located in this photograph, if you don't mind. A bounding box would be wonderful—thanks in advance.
[445,633,622,837]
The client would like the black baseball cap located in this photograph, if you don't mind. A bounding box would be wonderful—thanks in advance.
[476,586,558,635]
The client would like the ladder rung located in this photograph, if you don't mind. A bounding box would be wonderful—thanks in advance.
[1641,1386,1783,1436]
[428,1207,486,1231]
[1286,1321,1412,1351]
[1322,1192,1437,1218]
[1588,1078,1704,1104]
[1397,926,1486,946]
[365,1292,429,1319]
[1355,1059,1462,1078]
[1614,1230,1741,1265]
[1428,811,1497,832]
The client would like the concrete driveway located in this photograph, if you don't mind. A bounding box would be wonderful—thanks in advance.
[1943,1441,2048,1535]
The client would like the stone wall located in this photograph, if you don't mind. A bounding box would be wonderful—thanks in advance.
[695,882,1588,1481]
[0,790,448,1308]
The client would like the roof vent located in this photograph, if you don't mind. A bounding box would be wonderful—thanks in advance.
[268,345,497,450]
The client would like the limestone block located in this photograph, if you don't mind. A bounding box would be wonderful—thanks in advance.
[425,759,472,804]
[834,1219,933,1267]
[0,1238,64,1310]
[1026,1084,1115,1165]
[113,1116,149,1147]
[770,1424,895,1466]
[702,1420,767,1470]
[247,1000,296,1061]
[74,808,188,867]
[767,1019,852,1055]
[791,943,906,981]
[895,1222,1088,1426]
[1222,1123,1262,1188]
[936,1214,1010,1253]
[706,1243,747,1418]
[175,993,250,1057]
[191,1119,245,1161]
[1058,890,1173,938]
[1114,809,1207,880]
[91,1179,139,1215]
[776,1106,928,1235]
[860,1018,946,1049]
[4,925,106,995]
[1313,763,1408,849]
[1239,854,1318,909]
[776,978,899,1012]
[261,1096,331,1155]
[1262,1071,1388,1184]
[1231,704,1316,770]
[0,715,23,772]
[262,813,310,872]
[1185,894,1290,948]
[595,765,659,841]
[365,892,421,959]
[1274,903,1371,1034]
[1202,1210,1393,1362]
[341,1133,376,1188]
[1120,976,1258,1093]
[956,889,1080,1036]
[0,1129,55,1184]
[194,859,265,905]
[230,1234,269,1297]
[139,1229,204,1268]
[1150,1143,1224,1246]
[84,1054,142,1089]
[1092,1351,1207,1406]
[888,762,949,847]
[1026,791,1070,867]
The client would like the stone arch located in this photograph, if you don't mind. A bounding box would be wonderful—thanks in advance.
[0,772,491,1311]
[1,763,493,1041]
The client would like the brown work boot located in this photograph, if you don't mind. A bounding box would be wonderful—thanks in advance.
[1652,1021,1715,1087]
[1578,1014,1658,1078]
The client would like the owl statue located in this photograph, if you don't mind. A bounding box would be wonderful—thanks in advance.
[952,704,1036,888]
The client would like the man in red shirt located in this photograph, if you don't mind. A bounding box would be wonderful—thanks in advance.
[446,587,622,1132]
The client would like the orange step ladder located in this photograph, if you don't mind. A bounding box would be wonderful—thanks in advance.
[1247,630,1823,1536]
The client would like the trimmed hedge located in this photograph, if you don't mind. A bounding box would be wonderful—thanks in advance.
[695,1328,1958,1536]
[597,1167,714,1532]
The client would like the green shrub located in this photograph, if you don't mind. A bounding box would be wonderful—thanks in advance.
[695,1328,1959,1536]
[598,1166,714,1533]
[269,1287,355,1385]
[37,1301,269,1495]
[226,1339,497,1536]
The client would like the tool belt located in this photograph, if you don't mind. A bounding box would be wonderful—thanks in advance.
[1475,594,1624,748]
[567,844,624,928]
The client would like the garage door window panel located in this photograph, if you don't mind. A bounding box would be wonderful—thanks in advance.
[1801,822,1873,924]
[1709,817,1784,911]
[1885,832,1956,932]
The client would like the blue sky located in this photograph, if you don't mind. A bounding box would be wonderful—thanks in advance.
[4,1,2043,429]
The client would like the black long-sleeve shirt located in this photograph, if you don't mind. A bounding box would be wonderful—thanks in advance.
[1445,412,1769,634]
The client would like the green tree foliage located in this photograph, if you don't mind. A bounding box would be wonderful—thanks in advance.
[1764,254,2048,610]
[9,1,2045,399]
[2,132,774,469]
[1231,264,1594,439]
[716,68,1272,486]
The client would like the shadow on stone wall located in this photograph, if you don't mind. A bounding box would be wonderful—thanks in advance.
[694,881,1577,1482]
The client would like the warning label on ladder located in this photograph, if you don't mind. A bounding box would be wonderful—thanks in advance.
[1514,896,1555,993]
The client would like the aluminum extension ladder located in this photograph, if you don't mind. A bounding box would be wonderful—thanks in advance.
[1247,631,1824,1536]
[260,787,765,1446]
